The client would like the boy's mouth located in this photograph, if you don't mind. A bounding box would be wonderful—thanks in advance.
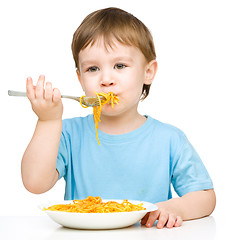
[100,92,119,107]
[105,92,119,97]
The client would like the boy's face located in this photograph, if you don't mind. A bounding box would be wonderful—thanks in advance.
[77,37,155,117]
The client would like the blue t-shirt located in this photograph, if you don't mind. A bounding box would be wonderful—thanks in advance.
[56,114,213,203]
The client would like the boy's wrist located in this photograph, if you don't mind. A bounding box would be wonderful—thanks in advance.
[36,118,63,132]
[38,117,62,123]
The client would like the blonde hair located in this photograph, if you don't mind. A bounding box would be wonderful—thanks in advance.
[71,7,156,99]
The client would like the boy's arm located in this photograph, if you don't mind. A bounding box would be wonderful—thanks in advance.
[141,189,216,228]
[21,75,63,194]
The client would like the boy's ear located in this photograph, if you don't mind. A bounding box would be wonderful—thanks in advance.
[144,60,158,85]
[76,70,85,91]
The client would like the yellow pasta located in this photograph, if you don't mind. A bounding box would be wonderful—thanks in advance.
[43,196,146,213]
[80,92,119,145]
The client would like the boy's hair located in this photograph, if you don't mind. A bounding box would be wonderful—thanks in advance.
[71,7,156,100]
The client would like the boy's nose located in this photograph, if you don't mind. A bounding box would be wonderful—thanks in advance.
[100,76,115,87]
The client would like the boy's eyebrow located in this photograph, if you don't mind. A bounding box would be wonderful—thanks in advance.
[80,56,134,68]
[113,56,134,63]
[79,61,90,69]
[80,60,97,68]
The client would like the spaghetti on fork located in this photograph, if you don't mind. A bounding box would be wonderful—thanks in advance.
[80,92,119,145]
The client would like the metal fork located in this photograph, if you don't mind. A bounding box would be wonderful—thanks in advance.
[8,90,105,107]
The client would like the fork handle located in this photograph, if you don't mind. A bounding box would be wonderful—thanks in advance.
[61,95,80,101]
[8,90,80,101]
[8,90,27,97]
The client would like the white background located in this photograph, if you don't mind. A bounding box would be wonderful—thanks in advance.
[0,0,224,221]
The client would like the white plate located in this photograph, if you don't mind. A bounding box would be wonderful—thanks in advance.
[39,199,158,230]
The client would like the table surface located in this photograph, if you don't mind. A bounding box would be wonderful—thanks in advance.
[0,215,220,240]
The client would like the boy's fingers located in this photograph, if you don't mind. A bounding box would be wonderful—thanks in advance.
[146,210,160,228]
[52,88,61,103]
[174,216,183,227]
[141,212,149,225]
[26,77,35,100]
[45,82,53,102]
[36,75,45,99]
[157,212,169,229]
[166,214,176,228]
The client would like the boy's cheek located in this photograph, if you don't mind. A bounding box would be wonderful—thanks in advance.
[82,82,101,95]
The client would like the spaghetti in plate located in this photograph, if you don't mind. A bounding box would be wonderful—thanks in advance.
[39,197,158,229]
[43,196,145,213]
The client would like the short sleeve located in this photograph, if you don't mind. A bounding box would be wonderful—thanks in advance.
[171,138,213,197]
[56,131,68,180]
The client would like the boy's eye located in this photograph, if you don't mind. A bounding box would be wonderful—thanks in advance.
[88,66,99,72]
[114,64,126,69]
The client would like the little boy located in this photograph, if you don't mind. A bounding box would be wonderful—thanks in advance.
[22,7,216,229]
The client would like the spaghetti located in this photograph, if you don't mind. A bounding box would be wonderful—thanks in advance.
[80,92,119,145]
[43,196,146,213]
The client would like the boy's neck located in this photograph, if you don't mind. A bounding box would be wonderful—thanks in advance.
[97,110,147,135]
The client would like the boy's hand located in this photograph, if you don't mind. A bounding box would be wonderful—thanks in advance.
[26,75,63,121]
[141,203,183,229]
